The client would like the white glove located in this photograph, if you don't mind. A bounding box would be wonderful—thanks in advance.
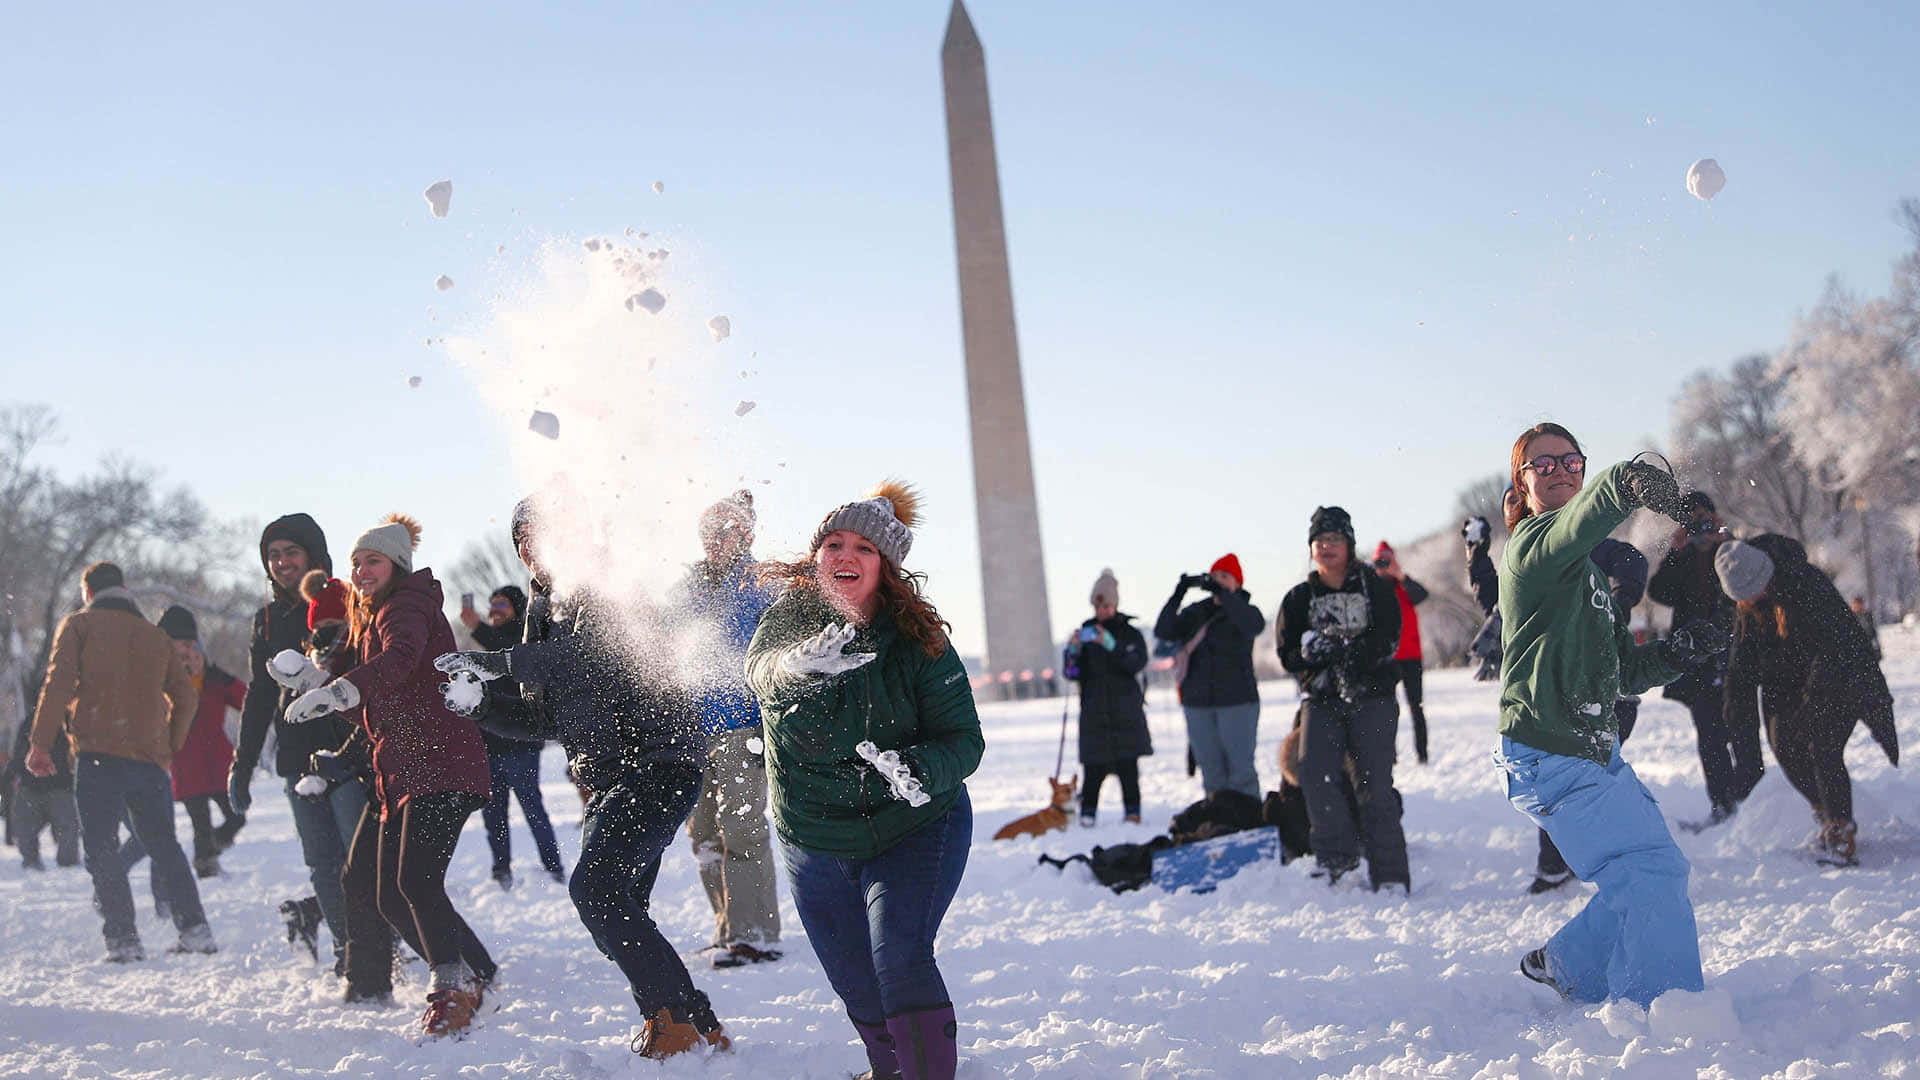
[293,774,329,798]
[855,740,930,807]
[285,680,360,724]
[441,670,486,717]
[780,622,877,678]
[268,649,327,693]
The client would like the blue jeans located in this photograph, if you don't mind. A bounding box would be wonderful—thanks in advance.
[75,754,207,946]
[784,787,971,1021]
[571,761,710,1018]
[484,744,563,876]
[1183,704,1260,797]
[1495,737,1704,1007]
[286,775,372,964]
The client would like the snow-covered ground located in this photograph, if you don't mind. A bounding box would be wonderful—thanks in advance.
[3,630,1916,1078]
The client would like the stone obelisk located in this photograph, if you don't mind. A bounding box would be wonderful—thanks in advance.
[941,0,1055,697]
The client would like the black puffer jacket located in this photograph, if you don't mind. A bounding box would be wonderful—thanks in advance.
[1067,614,1151,764]
[471,611,533,753]
[1724,534,1899,765]
[1154,587,1266,708]
[1276,564,1402,702]
[233,513,356,779]
[1649,537,1733,706]
[477,585,706,791]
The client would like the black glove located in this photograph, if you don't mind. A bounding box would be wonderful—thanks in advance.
[1177,573,1212,592]
[1462,516,1491,547]
[1659,619,1728,671]
[1196,575,1225,595]
[1472,655,1500,682]
[1300,631,1348,667]
[1623,461,1686,521]
[308,749,356,785]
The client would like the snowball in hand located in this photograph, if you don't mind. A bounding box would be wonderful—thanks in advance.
[1686,158,1725,201]
[708,315,731,342]
[424,179,453,218]
[442,670,486,716]
[528,410,561,439]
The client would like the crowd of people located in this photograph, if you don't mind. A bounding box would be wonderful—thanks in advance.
[0,419,1903,1066]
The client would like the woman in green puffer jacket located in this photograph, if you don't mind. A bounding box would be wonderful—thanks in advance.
[747,480,982,1080]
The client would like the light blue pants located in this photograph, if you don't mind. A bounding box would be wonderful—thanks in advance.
[1495,736,1704,1007]
[1184,703,1261,798]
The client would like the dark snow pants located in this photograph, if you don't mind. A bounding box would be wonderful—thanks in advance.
[1299,694,1408,887]
[483,743,563,878]
[570,761,711,1020]
[1081,758,1142,818]
[181,793,243,863]
[1768,705,1869,826]
[11,783,80,867]
[343,791,494,994]
[1689,691,1764,813]
[1396,660,1428,762]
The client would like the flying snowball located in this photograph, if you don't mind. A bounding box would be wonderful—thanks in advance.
[423,179,452,218]
[435,274,454,291]
[1686,158,1725,201]
[651,180,665,194]
[734,400,757,417]
[584,237,603,252]
[708,315,731,342]
[528,410,561,440]
[407,375,422,389]
[626,289,666,314]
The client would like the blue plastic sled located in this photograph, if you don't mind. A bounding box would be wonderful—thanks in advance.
[1150,826,1281,894]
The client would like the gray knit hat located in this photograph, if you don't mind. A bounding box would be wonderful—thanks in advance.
[1714,540,1774,603]
[1090,568,1119,607]
[352,514,421,576]
[811,481,918,566]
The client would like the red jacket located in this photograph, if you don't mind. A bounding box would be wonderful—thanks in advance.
[339,569,491,810]
[1391,578,1428,662]
[171,666,246,800]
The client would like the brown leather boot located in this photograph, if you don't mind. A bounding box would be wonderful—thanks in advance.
[1820,819,1858,865]
[421,988,479,1038]
[632,1008,731,1059]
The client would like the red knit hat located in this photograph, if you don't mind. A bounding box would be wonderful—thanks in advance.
[1375,541,1395,563]
[1209,553,1244,584]
[300,569,350,630]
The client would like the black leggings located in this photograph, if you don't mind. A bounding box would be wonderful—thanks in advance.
[1769,707,1865,825]
[1396,660,1428,760]
[342,792,494,992]
[1081,758,1142,817]
[180,793,242,862]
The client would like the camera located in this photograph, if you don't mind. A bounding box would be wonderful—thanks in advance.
[1372,555,1392,570]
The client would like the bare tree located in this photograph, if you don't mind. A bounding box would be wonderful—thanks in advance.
[446,532,529,609]
[1668,354,1828,540]
[1453,472,1511,533]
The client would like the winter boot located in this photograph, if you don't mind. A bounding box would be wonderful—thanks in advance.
[170,923,218,955]
[1310,855,1360,887]
[193,852,221,878]
[491,865,513,891]
[280,896,322,961]
[884,1004,958,1080]
[1123,812,1142,825]
[1079,812,1096,828]
[852,1015,903,1080]
[344,983,394,1006]
[421,988,480,1038]
[630,1005,731,1059]
[212,816,244,852]
[1819,819,1859,866]
[1520,948,1570,1001]
[712,941,783,968]
[105,938,146,964]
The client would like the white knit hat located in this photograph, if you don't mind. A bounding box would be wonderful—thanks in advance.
[352,513,421,575]
[1090,568,1119,607]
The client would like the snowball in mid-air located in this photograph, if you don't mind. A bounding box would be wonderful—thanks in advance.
[435,275,454,291]
[407,375,422,389]
[734,400,757,417]
[528,410,561,440]
[1686,158,1725,201]
[626,289,666,314]
[423,179,452,218]
[652,180,665,194]
[708,315,731,342]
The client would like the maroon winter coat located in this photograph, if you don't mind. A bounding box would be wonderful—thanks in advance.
[338,568,491,810]
[170,665,247,800]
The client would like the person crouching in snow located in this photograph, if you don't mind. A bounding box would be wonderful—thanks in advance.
[1065,569,1151,826]
[269,513,496,1036]
[435,494,730,1060]
[746,481,984,1080]
[1715,536,1900,866]
[1494,424,1726,1007]
[1275,507,1409,892]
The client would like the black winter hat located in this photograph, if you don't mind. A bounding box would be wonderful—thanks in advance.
[1309,506,1356,549]
[260,513,333,576]
[491,585,528,618]
[510,497,538,549]
[1683,491,1716,514]
[158,605,198,642]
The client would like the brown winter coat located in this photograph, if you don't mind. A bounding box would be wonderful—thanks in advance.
[337,568,491,810]
[30,591,198,769]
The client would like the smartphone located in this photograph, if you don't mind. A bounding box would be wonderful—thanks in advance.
[460,592,475,610]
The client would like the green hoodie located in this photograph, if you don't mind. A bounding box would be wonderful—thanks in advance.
[745,588,984,858]
[1499,462,1677,764]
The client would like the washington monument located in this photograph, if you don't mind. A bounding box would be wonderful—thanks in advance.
[941,1,1055,695]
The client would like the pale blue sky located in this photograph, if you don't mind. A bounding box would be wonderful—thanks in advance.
[5,1,1916,659]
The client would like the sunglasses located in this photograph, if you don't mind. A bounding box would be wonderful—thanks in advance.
[1525,452,1586,477]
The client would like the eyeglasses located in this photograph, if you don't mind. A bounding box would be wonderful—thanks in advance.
[1525,452,1586,477]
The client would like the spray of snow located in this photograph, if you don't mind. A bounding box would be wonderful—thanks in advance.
[423,179,453,218]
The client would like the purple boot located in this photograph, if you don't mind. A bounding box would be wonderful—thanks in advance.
[885,1005,957,1080]
[852,1015,901,1080]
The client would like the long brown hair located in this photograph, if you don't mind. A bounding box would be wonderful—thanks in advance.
[347,577,400,653]
[1505,422,1584,530]
[1736,597,1788,640]
[760,556,952,659]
